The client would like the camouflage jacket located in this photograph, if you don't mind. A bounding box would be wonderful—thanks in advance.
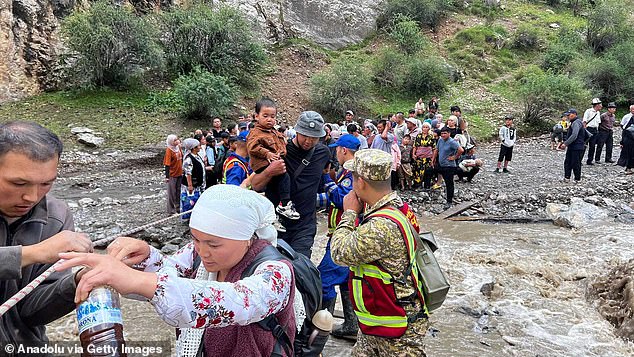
[331,191,420,311]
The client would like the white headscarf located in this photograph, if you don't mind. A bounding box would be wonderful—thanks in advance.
[182,138,200,157]
[189,184,277,245]
[166,134,179,153]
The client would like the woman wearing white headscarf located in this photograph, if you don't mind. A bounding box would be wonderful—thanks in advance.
[164,134,182,214]
[181,138,206,221]
[57,185,297,357]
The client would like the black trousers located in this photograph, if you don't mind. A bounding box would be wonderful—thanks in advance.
[457,167,480,182]
[438,166,456,203]
[264,171,291,205]
[564,149,584,181]
[422,167,435,189]
[595,130,613,162]
[279,224,317,259]
[586,127,599,163]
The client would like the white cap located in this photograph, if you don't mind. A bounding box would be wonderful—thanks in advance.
[189,185,277,245]
[592,98,602,105]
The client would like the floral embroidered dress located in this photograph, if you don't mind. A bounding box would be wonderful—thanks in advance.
[413,133,436,185]
[136,242,293,330]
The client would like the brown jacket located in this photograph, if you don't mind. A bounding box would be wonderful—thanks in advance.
[247,124,287,172]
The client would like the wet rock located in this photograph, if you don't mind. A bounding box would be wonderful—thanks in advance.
[456,306,483,318]
[77,133,105,147]
[71,127,93,135]
[99,197,120,205]
[546,198,608,228]
[78,197,96,207]
[480,282,495,297]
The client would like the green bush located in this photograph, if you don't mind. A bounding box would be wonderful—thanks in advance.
[371,48,408,91]
[402,57,450,97]
[574,56,623,100]
[378,0,452,30]
[159,5,266,88]
[517,67,591,132]
[388,16,428,55]
[61,1,162,88]
[513,25,542,50]
[541,43,576,72]
[309,58,372,118]
[171,68,236,120]
[586,0,632,53]
[606,39,634,101]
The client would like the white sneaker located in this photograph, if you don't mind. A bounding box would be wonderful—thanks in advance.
[276,201,301,220]
[272,218,287,232]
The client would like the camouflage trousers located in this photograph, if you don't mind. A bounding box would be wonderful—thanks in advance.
[351,318,428,357]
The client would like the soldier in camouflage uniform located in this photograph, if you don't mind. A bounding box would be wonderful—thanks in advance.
[331,149,428,357]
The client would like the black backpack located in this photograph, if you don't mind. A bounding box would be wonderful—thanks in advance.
[193,239,326,357]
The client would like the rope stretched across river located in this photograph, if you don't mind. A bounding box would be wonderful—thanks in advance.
[0,209,192,317]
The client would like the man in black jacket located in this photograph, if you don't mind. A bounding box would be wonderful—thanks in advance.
[0,121,92,347]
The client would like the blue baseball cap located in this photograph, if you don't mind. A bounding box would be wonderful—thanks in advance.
[567,108,577,115]
[237,130,249,142]
[328,134,361,150]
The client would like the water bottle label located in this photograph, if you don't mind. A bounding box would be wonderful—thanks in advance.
[77,301,123,333]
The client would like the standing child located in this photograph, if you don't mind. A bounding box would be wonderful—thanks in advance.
[496,115,517,173]
[247,97,300,224]
[399,134,414,190]
[551,113,568,150]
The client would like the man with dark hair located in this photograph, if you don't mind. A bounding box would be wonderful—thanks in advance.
[347,124,368,149]
[435,126,464,209]
[0,121,93,345]
[560,109,585,182]
[370,120,395,154]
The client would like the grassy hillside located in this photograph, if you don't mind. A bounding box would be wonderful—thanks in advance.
[1,0,632,148]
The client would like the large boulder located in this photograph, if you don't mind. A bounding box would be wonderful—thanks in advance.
[223,0,382,49]
[546,197,609,228]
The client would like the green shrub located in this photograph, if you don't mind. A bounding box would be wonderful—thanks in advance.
[402,57,450,97]
[378,0,452,30]
[574,56,624,99]
[371,48,408,91]
[309,58,372,118]
[171,68,236,120]
[388,16,428,55]
[586,0,632,53]
[513,25,542,50]
[159,5,266,88]
[541,43,576,72]
[517,67,591,132]
[606,39,634,101]
[61,1,162,88]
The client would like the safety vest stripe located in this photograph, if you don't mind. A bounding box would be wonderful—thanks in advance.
[352,278,368,313]
[367,208,428,314]
[222,158,248,184]
[355,312,408,327]
[327,170,350,233]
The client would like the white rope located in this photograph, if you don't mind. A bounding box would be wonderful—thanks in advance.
[0,210,192,318]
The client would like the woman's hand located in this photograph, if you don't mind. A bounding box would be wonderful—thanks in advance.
[56,252,157,303]
[107,237,151,266]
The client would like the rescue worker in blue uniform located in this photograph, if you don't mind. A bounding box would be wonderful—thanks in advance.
[316,134,361,339]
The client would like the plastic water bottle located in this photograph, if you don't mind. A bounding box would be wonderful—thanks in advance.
[77,286,127,357]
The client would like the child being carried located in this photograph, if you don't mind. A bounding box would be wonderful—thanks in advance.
[247,98,300,228]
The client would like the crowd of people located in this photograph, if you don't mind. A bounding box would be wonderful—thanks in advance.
[553,99,634,182]
[2,95,633,357]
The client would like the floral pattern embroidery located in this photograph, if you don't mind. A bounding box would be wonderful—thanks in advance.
[144,243,292,329]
